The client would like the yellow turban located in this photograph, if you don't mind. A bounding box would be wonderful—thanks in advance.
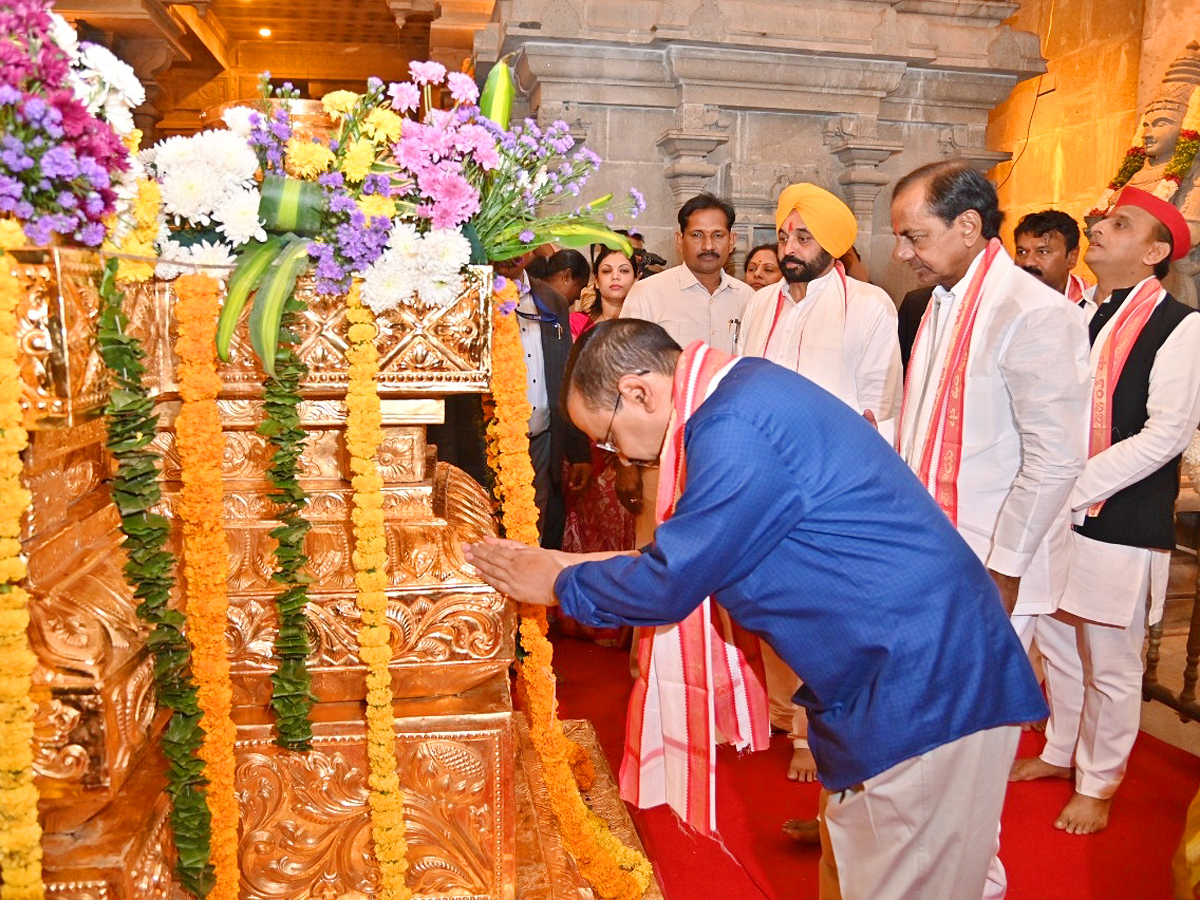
[774,183,858,258]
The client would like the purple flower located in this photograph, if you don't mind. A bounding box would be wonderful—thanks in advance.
[519,229,535,244]
[499,298,518,315]
[77,221,106,246]
[409,60,447,86]
[40,146,78,179]
[493,274,508,292]
[629,187,646,215]
[446,72,479,104]
[0,85,20,105]
[388,81,420,114]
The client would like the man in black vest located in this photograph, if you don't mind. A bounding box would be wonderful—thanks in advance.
[1010,187,1200,834]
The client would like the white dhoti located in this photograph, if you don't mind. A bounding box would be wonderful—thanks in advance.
[1035,531,1166,798]
[818,725,1020,900]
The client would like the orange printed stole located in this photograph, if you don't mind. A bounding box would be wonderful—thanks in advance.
[619,341,770,837]
[898,238,1003,525]
[1086,277,1166,516]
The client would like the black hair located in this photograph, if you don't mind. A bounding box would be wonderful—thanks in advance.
[744,243,779,273]
[1013,210,1081,252]
[893,160,1004,240]
[585,247,634,318]
[677,192,736,232]
[542,248,591,284]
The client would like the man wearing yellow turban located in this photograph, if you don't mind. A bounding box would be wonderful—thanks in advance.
[739,182,903,791]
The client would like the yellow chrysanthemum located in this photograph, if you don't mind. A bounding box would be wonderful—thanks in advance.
[133,180,161,229]
[363,108,403,145]
[321,90,361,118]
[357,194,396,222]
[285,139,336,179]
[340,139,376,184]
[0,219,25,251]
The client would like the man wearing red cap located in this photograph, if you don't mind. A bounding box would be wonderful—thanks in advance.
[1011,186,1200,835]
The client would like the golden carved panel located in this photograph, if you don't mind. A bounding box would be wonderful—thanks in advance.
[122,266,493,398]
[150,426,425,485]
[235,679,514,900]
[8,247,108,430]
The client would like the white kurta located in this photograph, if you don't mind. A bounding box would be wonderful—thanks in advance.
[1059,279,1200,626]
[897,247,1091,615]
[621,264,753,355]
[738,268,903,426]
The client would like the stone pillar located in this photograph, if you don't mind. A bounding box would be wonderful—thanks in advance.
[476,0,1045,299]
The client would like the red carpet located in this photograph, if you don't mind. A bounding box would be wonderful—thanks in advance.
[545,636,1200,899]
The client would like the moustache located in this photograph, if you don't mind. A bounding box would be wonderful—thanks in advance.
[1019,264,1044,278]
[781,255,804,268]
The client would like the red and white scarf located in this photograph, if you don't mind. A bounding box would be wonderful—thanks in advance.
[896,238,1002,525]
[1086,276,1166,516]
[619,342,771,836]
[1066,272,1089,304]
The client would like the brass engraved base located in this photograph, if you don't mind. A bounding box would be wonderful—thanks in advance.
[514,717,663,900]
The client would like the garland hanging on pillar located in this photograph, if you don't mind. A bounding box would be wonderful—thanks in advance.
[0,222,43,900]
[173,272,240,900]
[486,276,652,900]
[96,257,214,898]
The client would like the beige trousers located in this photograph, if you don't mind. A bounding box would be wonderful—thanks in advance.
[818,725,1020,900]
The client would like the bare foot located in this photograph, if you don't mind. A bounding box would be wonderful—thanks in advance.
[1054,792,1111,834]
[1009,756,1071,782]
[1020,718,1048,733]
[788,746,818,782]
[782,818,821,844]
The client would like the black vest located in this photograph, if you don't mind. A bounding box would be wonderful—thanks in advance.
[1077,290,1197,550]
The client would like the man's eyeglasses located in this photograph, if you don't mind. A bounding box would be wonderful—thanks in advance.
[595,392,622,454]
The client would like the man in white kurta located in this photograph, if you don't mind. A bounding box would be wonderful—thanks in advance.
[740,182,902,785]
[617,193,752,538]
[1010,187,1200,836]
[890,160,1090,899]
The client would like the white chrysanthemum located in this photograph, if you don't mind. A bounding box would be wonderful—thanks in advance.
[154,238,189,280]
[387,221,421,255]
[214,187,266,246]
[78,43,144,111]
[361,248,418,314]
[421,228,471,279]
[159,165,219,224]
[141,134,192,174]
[182,239,238,280]
[190,130,259,186]
[221,106,257,138]
[415,274,462,310]
[49,13,79,59]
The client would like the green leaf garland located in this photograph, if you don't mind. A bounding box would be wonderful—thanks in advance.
[96,259,215,898]
[259,290,316,750]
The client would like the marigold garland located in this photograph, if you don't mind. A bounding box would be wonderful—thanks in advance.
[344,282,412,900]
[487,277,651,899]
[0,224,43,900]
[174,273,239,900]
[96,258,214,897]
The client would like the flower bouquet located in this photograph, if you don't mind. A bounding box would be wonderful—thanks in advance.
[0,0,143,247]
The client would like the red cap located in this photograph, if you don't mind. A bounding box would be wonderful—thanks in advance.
[1111,186,1191,261]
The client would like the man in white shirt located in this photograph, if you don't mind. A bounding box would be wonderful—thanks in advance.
[1010,187,1200,836]
[890,159,1090,899]
[1013,209,1091,303]
[740,182,902,784]
[617,193,752,534]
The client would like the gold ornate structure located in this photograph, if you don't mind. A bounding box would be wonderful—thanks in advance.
[16,250,657,899]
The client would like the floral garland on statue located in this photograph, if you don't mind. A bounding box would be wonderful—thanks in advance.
[0,220,42,900]
[486,276,652,900]
[344,282,411,900]
[173,273,239,900]
[96,258,215,897]
[1090,88,1200,215]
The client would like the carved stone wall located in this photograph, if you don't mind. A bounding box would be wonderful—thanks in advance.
[476,0,1045,300]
